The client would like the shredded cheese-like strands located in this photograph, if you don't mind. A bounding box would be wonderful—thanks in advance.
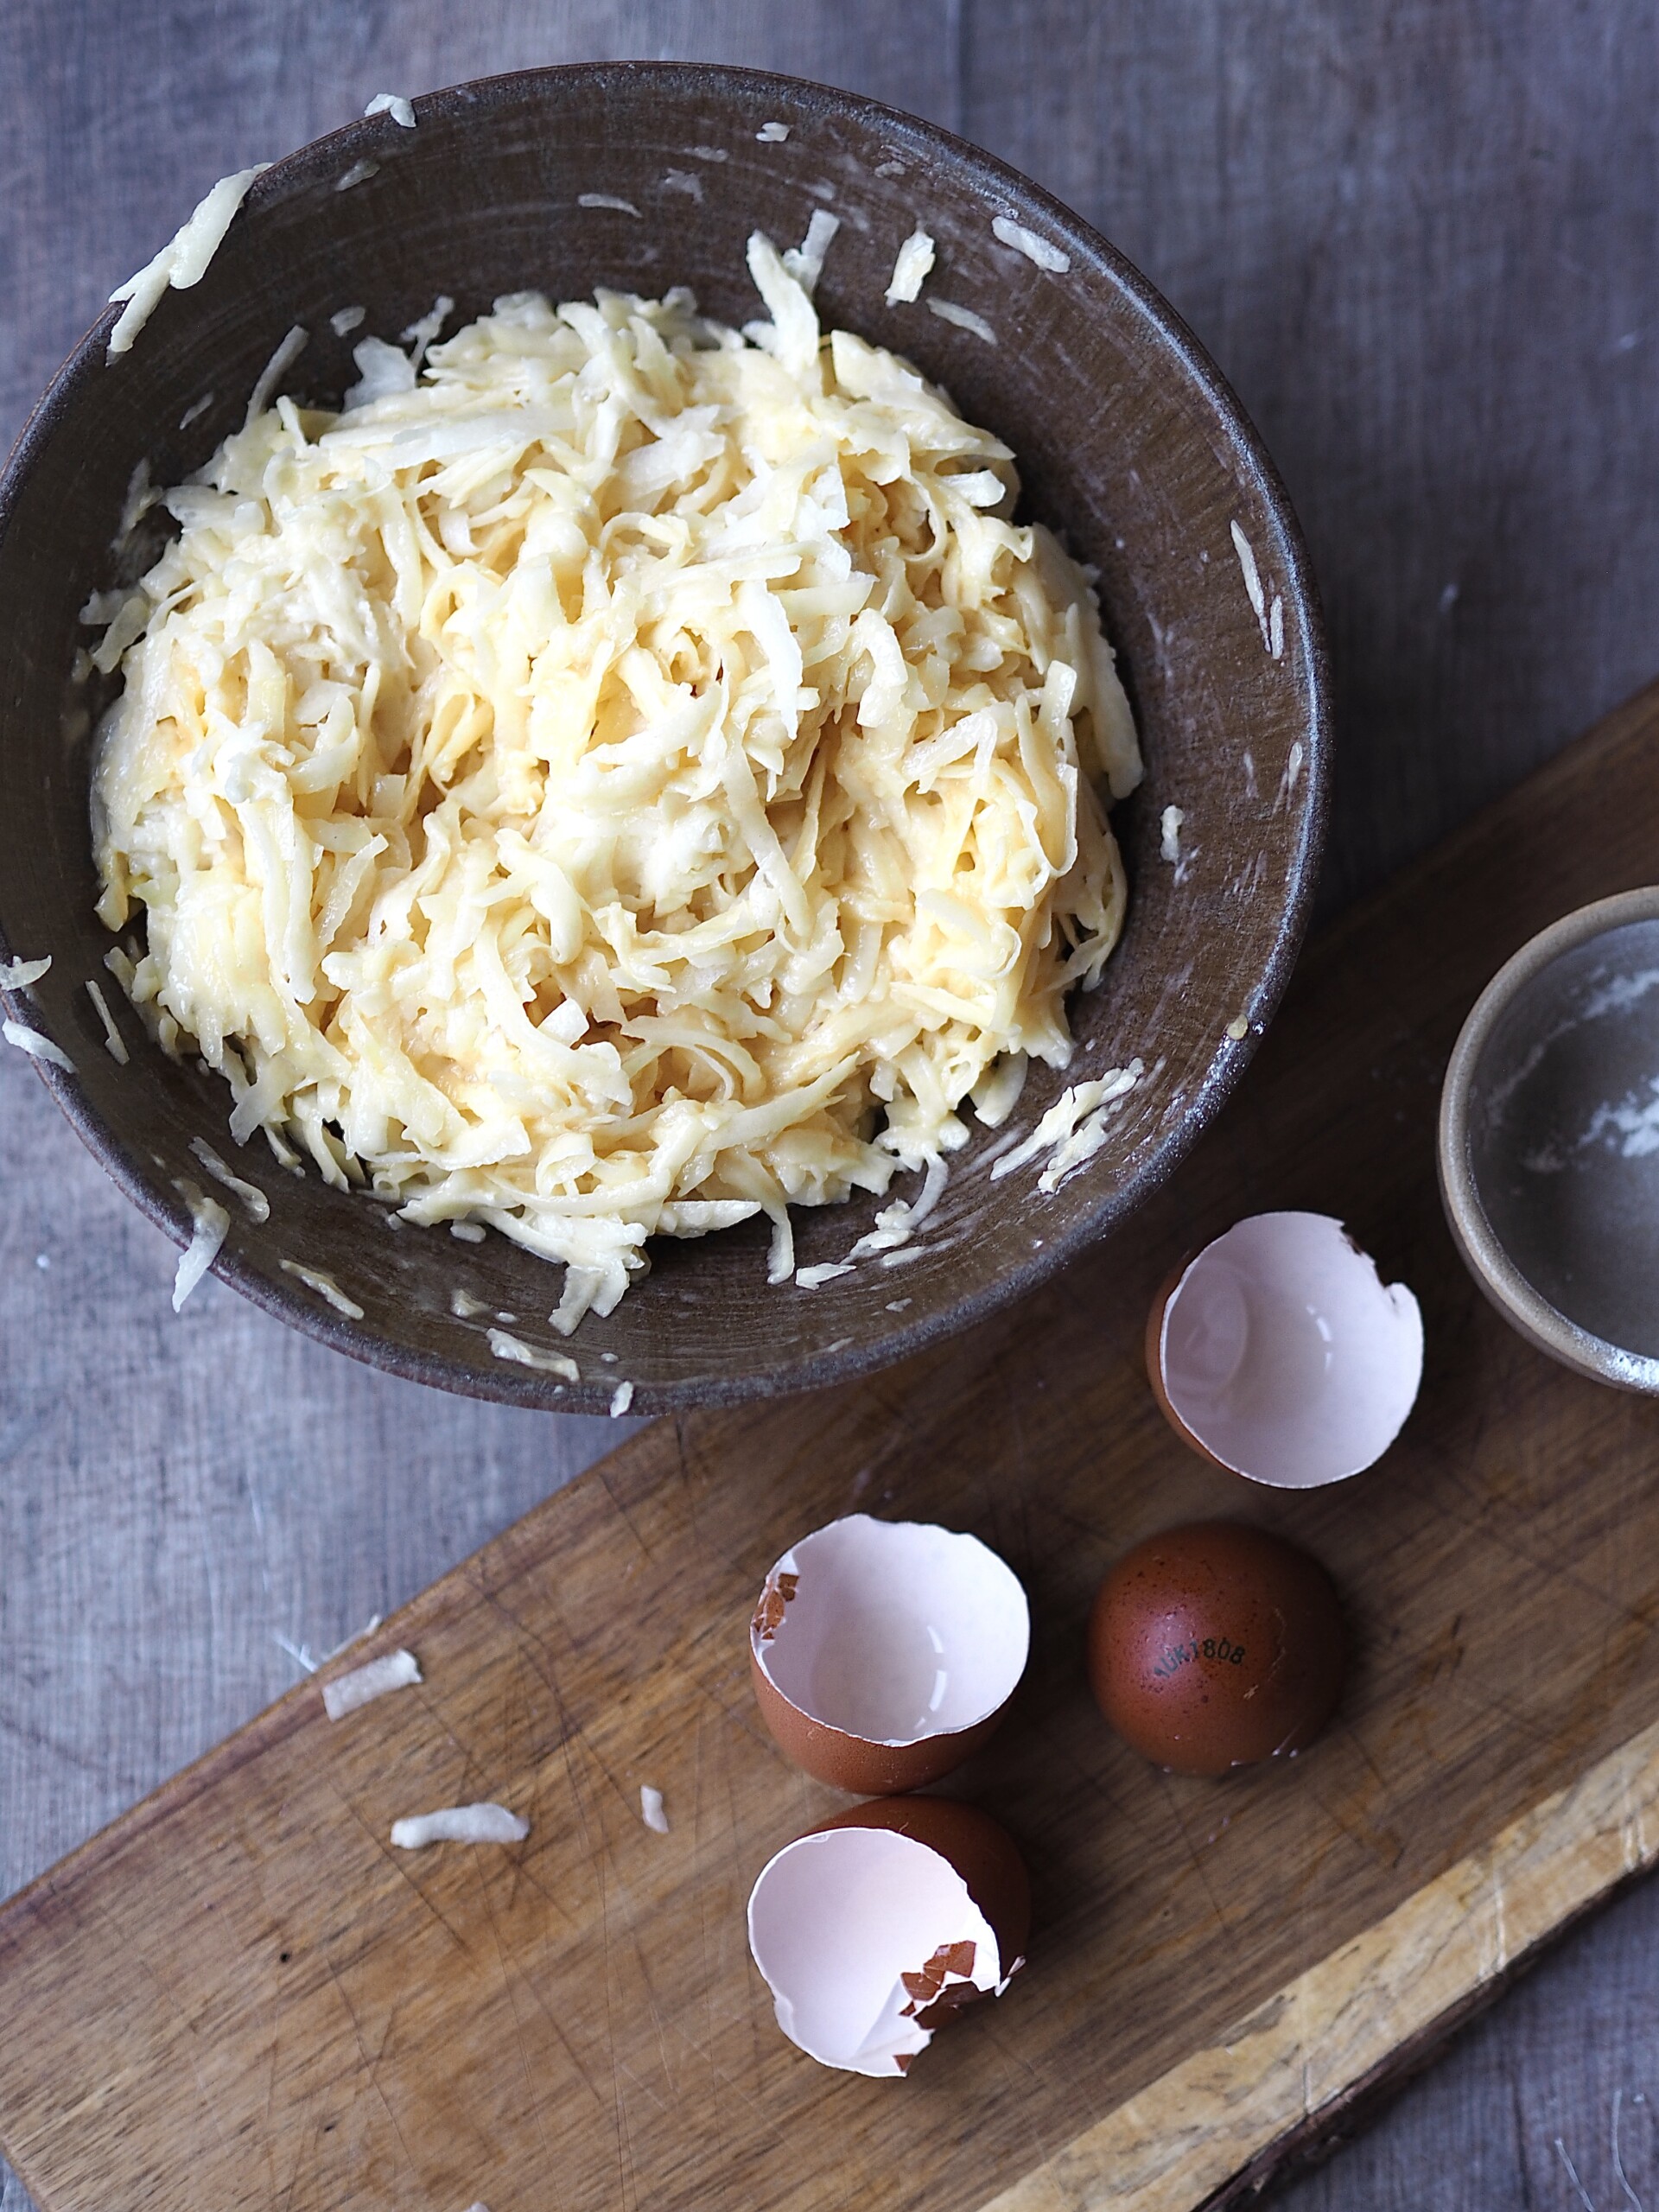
[321,1647,421,1719]
[991,216,1071,274]
[391,1802,529,1847]
[280,1258,365,1317]
[3,1020,73,1073]
[86,978,130,1063]
[190,1135,270,1220]
[92,238,1140,1326]
[172,1185,229,1308]
[488,1326,578,1378]
[107,166,269,359]
[886,228,936,306]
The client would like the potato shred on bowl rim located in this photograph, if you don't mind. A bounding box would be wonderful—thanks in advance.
[91,230,1141,1331]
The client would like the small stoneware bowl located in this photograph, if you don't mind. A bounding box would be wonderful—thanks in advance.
[0,62,1327,1415]
[1439,887,1659,1389]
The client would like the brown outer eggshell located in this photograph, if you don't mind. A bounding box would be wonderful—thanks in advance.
[1087,1521,1346,1776]
[748,1647,1002,1795]
[812,1796,1032,1984]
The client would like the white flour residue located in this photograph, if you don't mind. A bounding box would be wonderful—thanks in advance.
[1583,967,1659,1021]
[1229,520,1284,659]
[1574,1080,1659,1161]
[1493,966,1659,1131]
[1272,741,1306,812]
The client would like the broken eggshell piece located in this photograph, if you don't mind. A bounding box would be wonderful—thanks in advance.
[747,1795,1030,2077]
[1147,1211,1423,1487]
[750,1514,1030,1793]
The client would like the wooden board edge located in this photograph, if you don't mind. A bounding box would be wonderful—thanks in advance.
[976,1708,1659,2212]
[1194,1854,1657,2212]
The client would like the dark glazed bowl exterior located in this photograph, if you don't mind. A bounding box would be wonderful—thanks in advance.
[0,62,1328,1416]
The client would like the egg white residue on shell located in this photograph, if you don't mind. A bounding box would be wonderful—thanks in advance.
[755,1515,1029,1749]
[747,1825,1001,2076]
[1156,1211,1422,1486]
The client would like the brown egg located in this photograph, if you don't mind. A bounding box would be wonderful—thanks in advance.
[1086,1521,1345,1775]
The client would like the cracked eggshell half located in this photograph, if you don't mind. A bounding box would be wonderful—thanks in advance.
[750,1513,1031,1793]
[1147,1211,1423,1486]
[747,1795,1031,2077]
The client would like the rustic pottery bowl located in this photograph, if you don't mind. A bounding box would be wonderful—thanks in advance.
[1440,887,1659,1391]
[0,62,1327,1414]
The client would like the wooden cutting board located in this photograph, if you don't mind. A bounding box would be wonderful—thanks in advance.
[6,682,1659,2212]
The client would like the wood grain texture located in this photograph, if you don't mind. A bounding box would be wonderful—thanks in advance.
[985,1707,1659,2212]
[3,6,1658,2208]
[6,683,1659,2212]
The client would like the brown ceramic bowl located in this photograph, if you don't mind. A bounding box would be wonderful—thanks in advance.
[0,62,1327,1415]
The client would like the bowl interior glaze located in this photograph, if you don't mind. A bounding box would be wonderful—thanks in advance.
[1441,889,1659,1390]
[0,62,1326,1414]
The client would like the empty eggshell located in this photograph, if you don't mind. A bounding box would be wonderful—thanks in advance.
[1147,1211,1423,1486]
[747,1795,1030,2077]
[750,1514,1031,1793]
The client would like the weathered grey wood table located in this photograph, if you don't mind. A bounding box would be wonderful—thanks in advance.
[3,4,1656,2206]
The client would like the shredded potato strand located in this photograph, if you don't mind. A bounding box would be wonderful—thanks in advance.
[92,238,1140,1325]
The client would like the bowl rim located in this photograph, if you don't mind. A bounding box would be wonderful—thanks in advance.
[0,57,1331,1417]
[1437,883,1659,1394]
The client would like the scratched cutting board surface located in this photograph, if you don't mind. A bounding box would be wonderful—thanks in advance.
[7,684,1659,2212]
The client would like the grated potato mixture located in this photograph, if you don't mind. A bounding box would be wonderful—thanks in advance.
[92,232,1140,1330]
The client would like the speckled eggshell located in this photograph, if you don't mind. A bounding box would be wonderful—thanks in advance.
[1086,1521,1346,1776]
[749,1650,1001,1795]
